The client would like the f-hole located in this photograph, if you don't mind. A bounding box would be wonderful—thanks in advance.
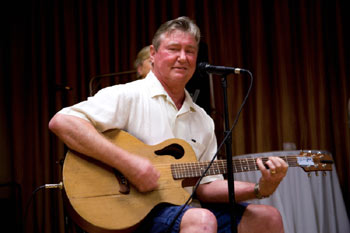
[155,143,185,160]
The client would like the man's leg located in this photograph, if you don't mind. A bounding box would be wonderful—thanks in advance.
[180,208,218,233]
[200,202,248,233]
[238,204,284,233]
[136,204,217,233]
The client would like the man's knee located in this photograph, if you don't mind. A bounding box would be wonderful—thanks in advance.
[250,204,281,218]
[180,208,217,232]
[240,204,284,233]
[260,205,283,227]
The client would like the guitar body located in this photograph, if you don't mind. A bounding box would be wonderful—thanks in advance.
[63,129,197,233]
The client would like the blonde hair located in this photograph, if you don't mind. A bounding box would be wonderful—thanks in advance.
[134,45,150,69]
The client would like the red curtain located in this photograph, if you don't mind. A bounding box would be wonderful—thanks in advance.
[1,0,349,232]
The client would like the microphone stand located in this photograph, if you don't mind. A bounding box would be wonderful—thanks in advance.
[89,70,137,96]
[221,74,237,233]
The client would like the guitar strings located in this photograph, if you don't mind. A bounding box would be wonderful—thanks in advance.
[167,156,300,178]
[154,156,299,169]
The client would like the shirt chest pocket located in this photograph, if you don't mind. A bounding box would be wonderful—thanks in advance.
[187,140,206,160]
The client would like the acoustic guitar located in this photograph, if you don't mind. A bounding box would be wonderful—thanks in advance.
[62,129,333,233]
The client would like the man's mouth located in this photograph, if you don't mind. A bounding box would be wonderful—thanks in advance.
[173,67,187,70]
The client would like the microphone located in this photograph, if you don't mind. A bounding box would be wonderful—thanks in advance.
[198,62,247,75]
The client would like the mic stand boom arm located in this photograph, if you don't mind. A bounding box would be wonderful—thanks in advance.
[89,70,137,96]
[221,74,237,233]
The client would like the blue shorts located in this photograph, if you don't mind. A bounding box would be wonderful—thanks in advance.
[136,202,249,233]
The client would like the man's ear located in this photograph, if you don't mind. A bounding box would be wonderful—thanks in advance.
[150,45,156,63]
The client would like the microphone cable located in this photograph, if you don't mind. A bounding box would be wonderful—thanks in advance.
[165,70,253,232]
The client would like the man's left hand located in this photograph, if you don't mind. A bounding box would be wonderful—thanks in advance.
[256,157,288,197]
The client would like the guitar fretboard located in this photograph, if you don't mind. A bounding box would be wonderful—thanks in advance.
[171,156,299,179]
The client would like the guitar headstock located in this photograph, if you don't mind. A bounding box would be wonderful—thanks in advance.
[297,151,333,173]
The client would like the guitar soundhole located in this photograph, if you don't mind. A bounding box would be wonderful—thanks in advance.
[154,143,184,159]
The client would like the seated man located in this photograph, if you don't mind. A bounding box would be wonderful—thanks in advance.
[49,16,288,233]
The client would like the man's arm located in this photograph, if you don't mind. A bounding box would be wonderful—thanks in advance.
[195,157,288,203]
[49,113,160,192]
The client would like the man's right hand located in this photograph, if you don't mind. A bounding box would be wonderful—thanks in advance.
[121,153,160,193]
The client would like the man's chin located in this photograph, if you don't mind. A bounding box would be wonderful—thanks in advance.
[173,69,195,77]
[172,73,191,81]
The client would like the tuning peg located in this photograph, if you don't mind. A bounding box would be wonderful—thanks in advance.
[323,172,327,176]
[315,171,319,176]
[317,151,324,158]
[308,173,312,178]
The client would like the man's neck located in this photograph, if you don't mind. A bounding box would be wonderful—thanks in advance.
[164,85,186,110]
[156,79,185,110]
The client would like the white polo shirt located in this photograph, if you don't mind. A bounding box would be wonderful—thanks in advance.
[59,71,223,184]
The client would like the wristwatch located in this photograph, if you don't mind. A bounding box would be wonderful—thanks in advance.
[254,183,269,199]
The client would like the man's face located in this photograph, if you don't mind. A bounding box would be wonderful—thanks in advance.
[150,30,198,87]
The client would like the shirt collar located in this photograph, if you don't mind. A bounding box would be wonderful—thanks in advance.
[146,71,168,98]
[182,90,196,113]
[146,71,196,113]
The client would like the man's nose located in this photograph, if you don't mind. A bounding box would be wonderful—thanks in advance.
[177,50,186,62]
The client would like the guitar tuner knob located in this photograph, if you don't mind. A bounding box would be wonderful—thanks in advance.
[315,171,319,176]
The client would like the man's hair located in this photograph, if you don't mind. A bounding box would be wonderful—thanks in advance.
[152,16,201,51]
[134,45,150,69]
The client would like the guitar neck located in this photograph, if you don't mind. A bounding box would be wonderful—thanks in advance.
[171,155,299,179]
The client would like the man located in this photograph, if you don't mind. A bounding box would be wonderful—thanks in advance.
[49,16,288,233]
